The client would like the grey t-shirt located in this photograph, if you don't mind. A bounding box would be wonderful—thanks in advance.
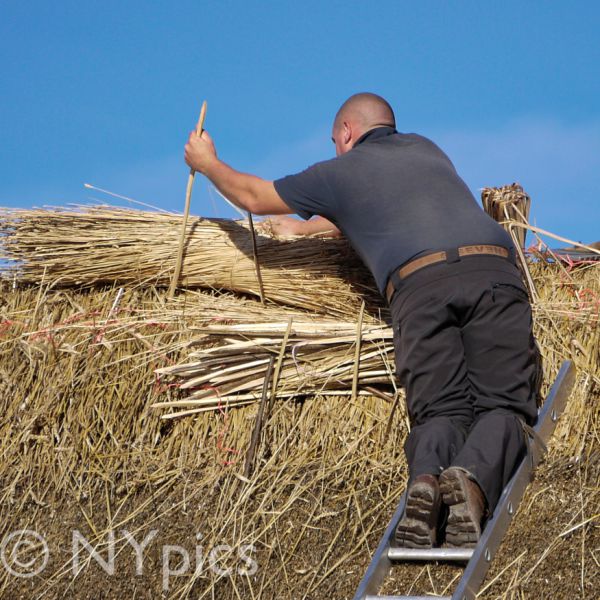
[274,127,514,294]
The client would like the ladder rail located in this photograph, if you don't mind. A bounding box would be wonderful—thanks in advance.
[352,360,576,600]
[451,360,576,600]
[353,492,408,598]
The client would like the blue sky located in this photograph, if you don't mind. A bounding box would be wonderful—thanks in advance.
[1,1,598,243]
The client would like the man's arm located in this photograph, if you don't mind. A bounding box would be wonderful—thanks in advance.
[184,130,291,215]
[262,215,342,238]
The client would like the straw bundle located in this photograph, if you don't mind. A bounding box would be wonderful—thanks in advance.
[0,206,377,317]
[153,320,397,417]
[481,183,531,248]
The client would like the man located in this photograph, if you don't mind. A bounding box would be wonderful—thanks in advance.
[184,93,539,548]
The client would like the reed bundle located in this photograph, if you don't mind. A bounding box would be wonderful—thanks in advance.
[0,206,376,317]
[153,320,397,417]
[481,183,531,248]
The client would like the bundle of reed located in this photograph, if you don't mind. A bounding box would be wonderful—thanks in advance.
[0,205,379,317]
[481,183,531,248]
[0,281,386,376]
[153,319,398,417]
[165,286,386,325]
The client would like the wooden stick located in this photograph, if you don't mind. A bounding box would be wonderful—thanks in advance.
[244,356,275,479]
[269,317,293,412]
[247,213,266,305]
[363,386,395,403]
[384,391,402,439]
[31,265,48,330]
[168,100,207,299]
[507,221,600,255]
[351,301,365,401]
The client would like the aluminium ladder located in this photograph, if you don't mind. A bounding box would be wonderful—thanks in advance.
[353,360,576,600]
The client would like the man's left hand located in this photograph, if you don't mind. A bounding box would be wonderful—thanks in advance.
[258,215,301,236]
[258,215,342,238]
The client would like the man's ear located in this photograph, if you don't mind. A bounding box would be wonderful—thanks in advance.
[343,121,352,144]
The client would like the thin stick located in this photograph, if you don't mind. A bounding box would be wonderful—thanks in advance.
[247,213,266,305]
[351,301,365,401]
[106,287,125,322]
[270,318,293,409]
[168,100,207,299]
[31,265,47,330]
[83,183,176,215]
[384,392,402,439]
[244,356,275,479]
[213,187,247,219]
[508,222,600,255]
[363,386,395,403]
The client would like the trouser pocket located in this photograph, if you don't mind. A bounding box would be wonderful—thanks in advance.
[491,281,529,302]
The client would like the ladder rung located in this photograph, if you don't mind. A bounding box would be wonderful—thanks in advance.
[387,547,473,562]
[366,596,452,599]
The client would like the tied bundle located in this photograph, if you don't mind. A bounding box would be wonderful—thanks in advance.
[153,319,398,418]
[0,205,380,317]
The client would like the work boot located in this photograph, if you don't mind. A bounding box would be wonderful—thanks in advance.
[439,467,486,547]
[395,474,441,548]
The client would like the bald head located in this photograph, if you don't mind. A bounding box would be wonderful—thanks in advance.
[334,93,395,133]
[331,93,395,155]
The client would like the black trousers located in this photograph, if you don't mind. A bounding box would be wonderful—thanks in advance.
[389,254,539,511]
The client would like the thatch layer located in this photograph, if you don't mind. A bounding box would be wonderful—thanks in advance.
[0,199,598,598]
[0,206,377,317]
[0,257,598,598]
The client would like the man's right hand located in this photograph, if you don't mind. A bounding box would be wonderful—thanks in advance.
[184,130,217,174]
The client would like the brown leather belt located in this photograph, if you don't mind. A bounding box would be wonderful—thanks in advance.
[385,244,509,303]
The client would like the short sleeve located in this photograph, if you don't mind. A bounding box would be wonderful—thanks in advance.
[273,160,336,221]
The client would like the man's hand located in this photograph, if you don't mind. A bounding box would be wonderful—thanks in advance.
[184,130,217,174]
[259,215,301,236]
[260,215,341,238]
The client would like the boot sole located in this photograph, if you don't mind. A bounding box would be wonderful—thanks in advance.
[439,469,482,547]
[395,479,440,548]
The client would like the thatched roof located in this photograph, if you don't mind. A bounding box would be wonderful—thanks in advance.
[0,199,598,599]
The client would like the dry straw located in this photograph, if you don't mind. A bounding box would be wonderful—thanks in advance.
[0,206,377,318]
[0,194,598,598]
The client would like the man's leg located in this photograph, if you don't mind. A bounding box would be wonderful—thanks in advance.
[390,278,476,475]
[442,265,539,544]
[404,415,471,479]
[397,416,471,548]
[390,277,474,547]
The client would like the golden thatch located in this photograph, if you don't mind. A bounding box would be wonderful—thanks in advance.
[0,199,598,599]
[0,206,376,317]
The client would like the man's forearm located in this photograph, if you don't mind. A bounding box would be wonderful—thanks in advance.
[201,157,290,215]
[203,157,261,213]
[185,131,294,215]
